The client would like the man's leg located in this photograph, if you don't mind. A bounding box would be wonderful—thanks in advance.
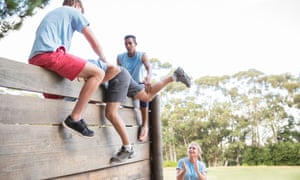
[104,68,136,162]
[105,102,131,145]
[134,67,191,141]
[135,76,173,101]
[63,63,104,138]
[138,102,149,142]
[134,67,191,102]
[102,63,121,83]
[29,51,104,138]
[106,102,136,162]
[71,63,104,120]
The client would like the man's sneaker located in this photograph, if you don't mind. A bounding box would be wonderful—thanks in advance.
[111,146,136,163]
[62,116,94,138]
[173,67,191,88]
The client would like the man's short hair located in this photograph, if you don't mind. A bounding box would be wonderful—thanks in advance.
[124,35,137,44]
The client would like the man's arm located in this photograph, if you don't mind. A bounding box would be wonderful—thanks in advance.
[82,26,120,83]
[82,26,107,62]
[141,53,152,84]
[116,57,121,66]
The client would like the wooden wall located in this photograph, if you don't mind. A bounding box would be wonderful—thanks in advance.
[0,57,162,180]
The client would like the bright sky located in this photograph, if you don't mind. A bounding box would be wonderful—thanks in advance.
[1,0,300,78]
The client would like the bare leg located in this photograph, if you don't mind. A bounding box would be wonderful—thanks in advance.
[134,76,174,102]
[138,106,149,142]
[105,102,131,145]
[108,101,136,162]
[135,76,174,141]
[136,77,174,141]
[102,64,121,83]
[135,67,191,102]
[70,63,104,121]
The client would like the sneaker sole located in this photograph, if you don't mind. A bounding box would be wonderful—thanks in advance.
[110,155,135,163]
[62,121,94,139]
[129,152,136,159]
[110,157,123,163]
[110,150,136,163]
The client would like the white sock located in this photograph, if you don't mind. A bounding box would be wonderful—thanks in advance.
[123,144,132,150]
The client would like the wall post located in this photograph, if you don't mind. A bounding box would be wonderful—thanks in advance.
[150,95,163,180]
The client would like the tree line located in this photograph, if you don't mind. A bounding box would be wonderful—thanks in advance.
[150,59,300,167]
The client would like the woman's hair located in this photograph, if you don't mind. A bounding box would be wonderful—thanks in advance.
[188,141,203,160]
[63,0,84,13]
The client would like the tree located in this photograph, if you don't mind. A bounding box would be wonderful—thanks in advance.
[152,54,300,166]
[0,0,50,39]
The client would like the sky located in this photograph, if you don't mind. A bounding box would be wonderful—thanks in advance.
[1,0,300,79]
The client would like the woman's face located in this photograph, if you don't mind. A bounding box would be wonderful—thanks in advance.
[188,144,198,157]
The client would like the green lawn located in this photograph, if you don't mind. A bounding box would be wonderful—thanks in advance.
[164,166,300,180]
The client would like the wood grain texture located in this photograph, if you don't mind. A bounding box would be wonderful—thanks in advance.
[0,57,134,106]
[0,58,158,180]
[53,160,151,180]
[0,124,150,179]
[0,94,140,126]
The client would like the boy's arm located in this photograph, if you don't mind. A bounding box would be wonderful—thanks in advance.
[81,26,107,62]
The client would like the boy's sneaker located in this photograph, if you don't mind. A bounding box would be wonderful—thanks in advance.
[173,67,191,88]
[111,146,136,163]
[62,116,94,138]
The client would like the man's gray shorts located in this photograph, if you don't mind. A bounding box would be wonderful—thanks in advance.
[105,67,144,103]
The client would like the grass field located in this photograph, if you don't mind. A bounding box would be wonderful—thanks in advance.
[163,166,300,180]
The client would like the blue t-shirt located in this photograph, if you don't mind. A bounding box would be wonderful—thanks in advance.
[176,157,207,180]
[29,6,89,59]
[117,51,145,83]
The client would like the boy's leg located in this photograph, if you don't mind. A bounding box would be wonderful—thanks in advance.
[105,68,136,162]
[102,63,121,83]
[71,63,104,121]
[105,102,131,145]
[134,67,191,102]
[63,63,104,138]
[134,76,174,102]
[30,49,104,137]
[106,102,136,162]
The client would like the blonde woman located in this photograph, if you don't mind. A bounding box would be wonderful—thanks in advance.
[176,142,207,180]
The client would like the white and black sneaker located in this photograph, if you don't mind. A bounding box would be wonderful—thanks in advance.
[111,145,136,163]
[173,67,191,88]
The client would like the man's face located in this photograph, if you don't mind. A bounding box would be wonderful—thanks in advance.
[124,38,137,53]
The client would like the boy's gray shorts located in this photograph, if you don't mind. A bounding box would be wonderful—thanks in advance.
[105,67,144,103]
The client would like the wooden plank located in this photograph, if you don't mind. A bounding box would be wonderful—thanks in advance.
[0,57,100,100]
[0,124,150,180]
[0,94,140,126]
[54,160,151,180]
[0,57,134,106]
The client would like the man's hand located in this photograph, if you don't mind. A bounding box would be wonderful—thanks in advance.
[144,83,151,93]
